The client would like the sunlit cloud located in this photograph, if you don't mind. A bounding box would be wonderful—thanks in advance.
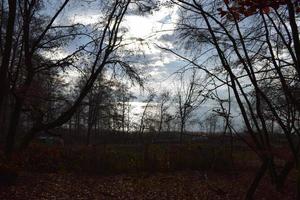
[41,48,69,60]
[71,14,102,25]
[51,3,184,102]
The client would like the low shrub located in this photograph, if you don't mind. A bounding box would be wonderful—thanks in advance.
[2,143,234,175]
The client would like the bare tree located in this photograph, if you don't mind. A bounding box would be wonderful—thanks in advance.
[138,92,156,139]
[157,90,171,135]
[0,0,156,157]
[165,0,300,198]
[0,0,17,115]
[174,69,207,142]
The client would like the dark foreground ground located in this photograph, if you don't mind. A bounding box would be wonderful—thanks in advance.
[0,141,297,199]
[0,170,295,200]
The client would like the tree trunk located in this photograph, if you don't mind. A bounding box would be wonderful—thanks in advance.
[5,99,22,157]
[180,121,185,143]
[0,96,9,138]
[244,160,268,200]
[286,0,300,80]
[0,0,17,112]
[296,161,300,200]
[19,126,39,150]
[276,160,295,191]
[86,123,92,145]
[268,157,278,186]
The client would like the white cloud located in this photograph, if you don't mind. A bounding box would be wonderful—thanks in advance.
[125,15,156,39]
[124,6,178,39]
[71,14,102,25]
[41,48,69,60]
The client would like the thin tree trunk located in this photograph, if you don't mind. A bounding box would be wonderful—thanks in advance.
[180,120,185,143]
[0,96,8,137]
[267,157,278,186]
[276,160,295,191]
[87,123,92,145]
[296,161,300,200]
[245,160,268,200]
[0,0,17,112]
[19,126,39,150]
[286,0,300,79]
[5,99,22,157]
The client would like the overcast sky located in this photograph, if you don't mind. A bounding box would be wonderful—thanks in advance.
[43,0,243,131]
[46,1,181,94]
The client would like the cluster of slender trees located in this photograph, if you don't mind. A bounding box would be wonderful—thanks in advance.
[0,0,204,153]
[0,0,157,155]
[1,0,300,199]
[165,0,300,198]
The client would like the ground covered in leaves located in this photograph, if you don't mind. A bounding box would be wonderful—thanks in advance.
[0,170,295,200]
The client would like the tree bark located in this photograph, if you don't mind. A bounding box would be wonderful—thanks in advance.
[5,99,22,157]
[286,0,300,79]
[276,160,295,191]
[244,161,268,200]
[0,0,17,115]
[180,121,185,143]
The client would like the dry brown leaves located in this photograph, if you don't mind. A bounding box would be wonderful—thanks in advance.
[0,170,295,200]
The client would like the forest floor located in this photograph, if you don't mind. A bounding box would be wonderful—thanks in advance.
[0,169,296,200]
[0,142,296,199]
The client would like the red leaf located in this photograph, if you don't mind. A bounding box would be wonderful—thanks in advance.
[262,7,270,14]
